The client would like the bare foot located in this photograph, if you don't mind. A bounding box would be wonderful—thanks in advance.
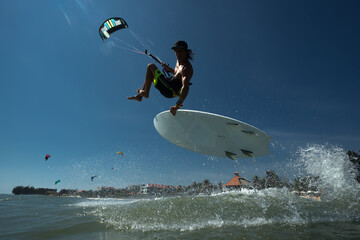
[136,89,149,98]
[127,94,142,102]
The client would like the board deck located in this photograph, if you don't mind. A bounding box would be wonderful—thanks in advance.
[153,109,271,160]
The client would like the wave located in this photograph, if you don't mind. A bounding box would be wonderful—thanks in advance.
[71,198,139,207]
[72,144,360,232]
[0,194,12,202]
[75,189,357,231]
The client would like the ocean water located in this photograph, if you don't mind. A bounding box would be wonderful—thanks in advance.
[1,145,360,240]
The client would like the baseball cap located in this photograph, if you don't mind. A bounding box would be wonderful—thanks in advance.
[171,41,188,50]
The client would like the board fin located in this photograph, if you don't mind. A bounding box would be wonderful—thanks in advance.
[225,151,237,160]
[227,122,255,135]
[241,149,254,157]
[241,130,255,135]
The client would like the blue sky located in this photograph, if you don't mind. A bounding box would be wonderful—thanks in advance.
[0,0,359,193]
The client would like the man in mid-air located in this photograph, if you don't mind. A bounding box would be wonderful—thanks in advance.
[127,41,194,116]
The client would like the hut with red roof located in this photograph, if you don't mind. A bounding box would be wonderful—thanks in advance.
[223,172,250,189]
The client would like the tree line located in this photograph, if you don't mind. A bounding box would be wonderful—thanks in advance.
[252,170,320,192]
[12,150,359,197]
[12,186,57,195]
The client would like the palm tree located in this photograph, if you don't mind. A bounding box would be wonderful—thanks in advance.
[253,176,261,189]
[265,170,283,188]
[203,179,210,186]
[190,181,198,192]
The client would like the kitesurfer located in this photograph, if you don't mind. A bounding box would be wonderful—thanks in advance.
[127,41,194,116]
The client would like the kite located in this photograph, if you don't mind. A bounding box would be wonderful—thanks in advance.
[116,151,124,157]
[45,154,51,161]
[55,180,61,185]
[99,17,128,41]
[91,175,97,181]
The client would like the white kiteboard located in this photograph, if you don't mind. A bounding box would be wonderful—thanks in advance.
[153,109,271,160]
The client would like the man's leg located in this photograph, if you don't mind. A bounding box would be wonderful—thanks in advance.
[127,63,157,101]
[139,63,157,98]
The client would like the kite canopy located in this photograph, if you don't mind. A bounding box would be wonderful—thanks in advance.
[45,154,51,161]
[55,180,61,185]
[99,17,128,41]
[116,151,124,157]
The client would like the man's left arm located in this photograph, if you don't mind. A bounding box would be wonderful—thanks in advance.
[170,69,191,116]
[177,76,190,105]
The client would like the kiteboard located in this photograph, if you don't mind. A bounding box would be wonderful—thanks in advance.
[153,109,271,160]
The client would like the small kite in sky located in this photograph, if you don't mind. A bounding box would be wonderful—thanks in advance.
[55,180,61,185]
[91,175,97,181]
[45,154,51,161]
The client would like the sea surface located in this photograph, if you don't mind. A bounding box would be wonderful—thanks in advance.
[1,145,360,240]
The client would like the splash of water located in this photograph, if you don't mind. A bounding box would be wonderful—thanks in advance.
[73,144,360,232]
[296,144,360,201]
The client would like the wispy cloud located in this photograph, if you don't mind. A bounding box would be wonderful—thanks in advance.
[58,3,72,26]
[63,12,72,26]
[75,0,87,12]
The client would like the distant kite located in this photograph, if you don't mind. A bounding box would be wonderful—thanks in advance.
[55,180,61,185]
[116,151,124,157]
[91,175,97,181]
[45,154,51,161]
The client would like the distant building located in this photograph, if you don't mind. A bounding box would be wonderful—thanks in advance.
[126,185,142,192]
[141,183,177,195]
[223,172,250,189]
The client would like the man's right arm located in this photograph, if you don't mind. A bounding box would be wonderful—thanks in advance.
[161,63,175,74]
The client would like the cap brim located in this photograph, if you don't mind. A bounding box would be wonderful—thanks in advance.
[171,46,188,50]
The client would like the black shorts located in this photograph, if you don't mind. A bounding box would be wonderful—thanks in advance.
[153,69,182,98]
